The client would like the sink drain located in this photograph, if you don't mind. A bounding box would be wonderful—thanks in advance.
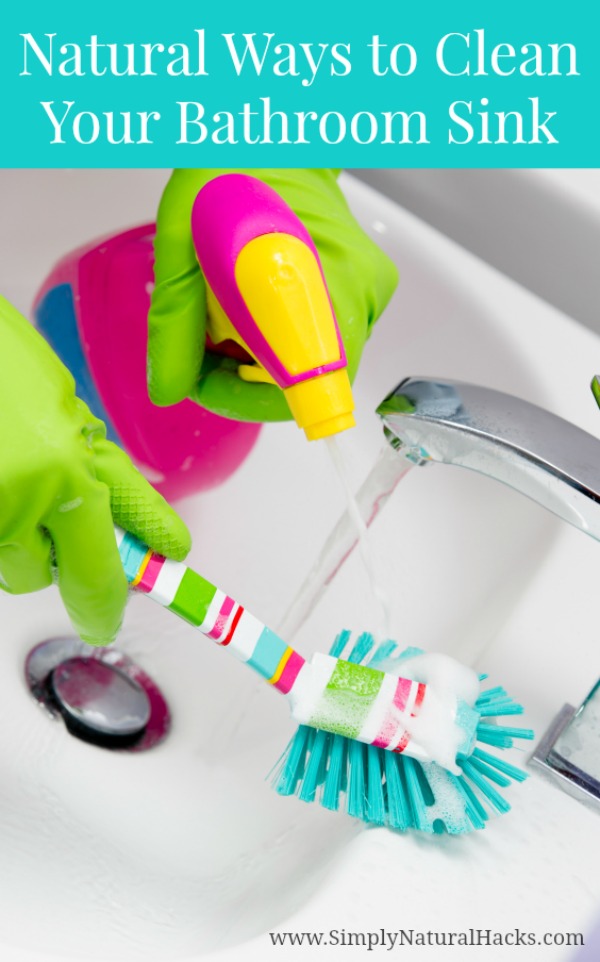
[50,657,152,747]
[25,637,170,752]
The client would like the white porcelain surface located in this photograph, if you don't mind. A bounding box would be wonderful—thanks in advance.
[0,171,598,961]
[356,168,600,336]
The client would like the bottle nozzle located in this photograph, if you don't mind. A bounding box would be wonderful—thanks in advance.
[284,368,355,441]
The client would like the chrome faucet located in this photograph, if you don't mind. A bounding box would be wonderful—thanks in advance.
[280,374,600,643]
[377,375,600,812]
[376,377,600,542]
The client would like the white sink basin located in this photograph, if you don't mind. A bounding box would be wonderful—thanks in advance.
[0,171,598,961]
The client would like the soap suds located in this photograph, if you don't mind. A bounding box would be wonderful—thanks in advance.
[383,652,480,706]
[378,652,480,774]
[292,650,479,774]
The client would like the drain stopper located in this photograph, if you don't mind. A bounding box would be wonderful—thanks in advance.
[50,657,151,743]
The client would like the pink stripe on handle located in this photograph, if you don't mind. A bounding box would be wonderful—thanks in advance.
[372,677,414,750]
[221,606,244,647]
[394,677,413,712]
[412,683,426,715]
[274,651,306,695]
[208,596,236,639]
[393,731,411,755]
[137,554,165,593]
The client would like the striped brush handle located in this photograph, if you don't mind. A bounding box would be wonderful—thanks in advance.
[116,527,475,765]
[116,526,305,695]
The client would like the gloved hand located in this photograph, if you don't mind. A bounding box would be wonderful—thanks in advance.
[148,168,399,421]
[0,295,191,645]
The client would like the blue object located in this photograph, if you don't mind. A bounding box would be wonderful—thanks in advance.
[35,283,120,444]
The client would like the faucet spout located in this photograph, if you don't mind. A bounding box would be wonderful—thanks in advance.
[376,377,600,541]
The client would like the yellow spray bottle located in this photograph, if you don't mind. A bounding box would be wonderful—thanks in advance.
[191,173,355,441]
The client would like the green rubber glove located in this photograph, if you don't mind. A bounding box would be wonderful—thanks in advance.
[148,168,399,421]
[0,295,191,645]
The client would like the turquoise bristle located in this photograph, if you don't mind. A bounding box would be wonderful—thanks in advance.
[365,746,386,825]
[495,725,534,741]
[471,747,528,782]
[452,775,489,828]
[402,757,429,831]
[476,685,506,702]
[477,702,524,717]
[384,750,410,831]
[396,645,424,662]
[271,632,533,835]
[348,631,376,665]
[329,629,352,659]
[477,723,534,748]
[459,759,512,813]
[468,753,512,788]
[322,735,346,811]
[299,729,329,802]
[273,724,311,796]
[415,760,436,806]
[367,638,398,667]
[347,741,367,820]
[475,724,516,748]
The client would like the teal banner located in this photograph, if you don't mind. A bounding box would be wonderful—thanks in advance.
[1,1,597,166]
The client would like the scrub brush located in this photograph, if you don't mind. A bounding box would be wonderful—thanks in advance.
[116,526,533,835]
[273,631,533,834]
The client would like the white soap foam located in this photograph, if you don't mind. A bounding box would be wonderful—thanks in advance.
[418,761,474,832]
[378,652,480,774]
[288,653,337,725]
[390,652,480,706]
[289,649,479,775]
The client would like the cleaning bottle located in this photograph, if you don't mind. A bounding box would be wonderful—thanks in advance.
[192,173,356,441]
[32,224,262,503]
[32,174,356,503]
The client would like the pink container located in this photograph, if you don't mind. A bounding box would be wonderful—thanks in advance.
[33,224,261,502]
